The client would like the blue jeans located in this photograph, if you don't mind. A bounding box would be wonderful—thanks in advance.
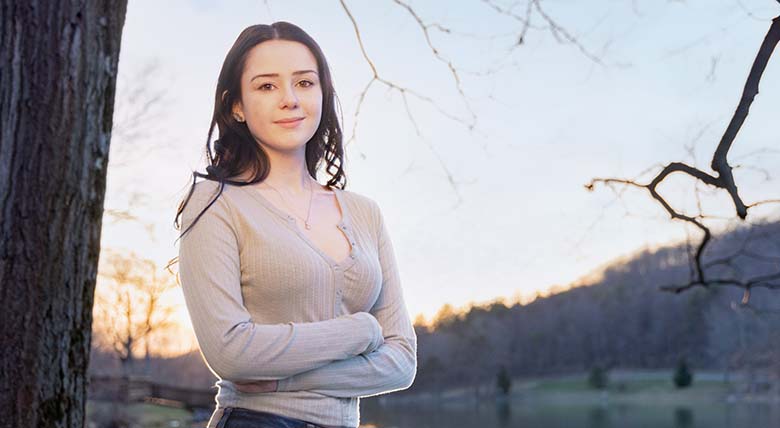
[215,407,323,428]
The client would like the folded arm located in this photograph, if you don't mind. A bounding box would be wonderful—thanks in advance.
[177,182,383,383]
[275,200,418,398]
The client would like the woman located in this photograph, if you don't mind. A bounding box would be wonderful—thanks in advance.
[173,22,417,428]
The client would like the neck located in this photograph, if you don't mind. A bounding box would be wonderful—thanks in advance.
[260,148,319,197]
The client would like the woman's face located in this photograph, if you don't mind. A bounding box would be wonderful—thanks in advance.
[233,40,323,154]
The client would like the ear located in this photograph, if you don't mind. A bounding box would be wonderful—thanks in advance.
[231,99,244,117]
[222,90,244,118]
[226,93,245,122]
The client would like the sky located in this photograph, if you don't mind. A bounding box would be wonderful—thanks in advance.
[98,0,780,356]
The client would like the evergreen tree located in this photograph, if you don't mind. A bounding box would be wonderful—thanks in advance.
[674,358,694,388]
[496,364,512,396]
[588,366,608,389]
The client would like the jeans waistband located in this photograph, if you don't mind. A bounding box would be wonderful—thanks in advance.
[216,406,324,428]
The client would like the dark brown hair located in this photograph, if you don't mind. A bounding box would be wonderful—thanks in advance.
[172,21,346,249]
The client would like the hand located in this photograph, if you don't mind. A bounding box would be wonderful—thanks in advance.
[233,379,278,393]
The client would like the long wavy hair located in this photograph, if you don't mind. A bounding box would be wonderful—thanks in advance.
[171,21,346,255]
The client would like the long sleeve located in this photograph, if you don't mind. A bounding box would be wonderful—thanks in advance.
[275,201,418,398]
[177,182,384,382]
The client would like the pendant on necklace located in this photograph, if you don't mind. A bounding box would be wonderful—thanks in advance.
[305,222,311,230]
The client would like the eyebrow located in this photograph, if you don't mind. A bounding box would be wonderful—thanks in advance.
[250,70,318,82]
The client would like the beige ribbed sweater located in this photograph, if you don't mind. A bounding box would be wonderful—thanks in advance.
[177,179,417,428]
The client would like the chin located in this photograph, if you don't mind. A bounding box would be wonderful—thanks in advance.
[267,140,312,153]
[283,131,317,147]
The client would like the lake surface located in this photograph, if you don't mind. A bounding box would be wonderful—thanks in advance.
[360,400,780,428]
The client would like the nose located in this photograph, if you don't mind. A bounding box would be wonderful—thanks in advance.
[279,83,300,109]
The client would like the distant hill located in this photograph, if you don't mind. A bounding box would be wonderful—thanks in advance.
[407,219,780,393]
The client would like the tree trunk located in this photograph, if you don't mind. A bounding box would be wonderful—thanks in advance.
[0,1,128,427]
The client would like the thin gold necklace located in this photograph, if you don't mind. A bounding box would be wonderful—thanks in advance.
[263,179,314,230]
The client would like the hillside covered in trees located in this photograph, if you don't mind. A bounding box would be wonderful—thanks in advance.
[408,219,780,393]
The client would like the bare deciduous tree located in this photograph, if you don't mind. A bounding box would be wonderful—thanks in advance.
[92,250,178,377]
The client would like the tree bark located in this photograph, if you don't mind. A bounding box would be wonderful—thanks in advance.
[0,1,128,426]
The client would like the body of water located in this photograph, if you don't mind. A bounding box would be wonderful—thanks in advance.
[360,400,780,428]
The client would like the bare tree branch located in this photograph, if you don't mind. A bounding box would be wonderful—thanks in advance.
[392,0,477,125]
[585,16,780,302]
[339,0,477,138]
[339,0,605,200]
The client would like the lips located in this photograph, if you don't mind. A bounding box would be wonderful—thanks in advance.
[274,117,305,123]
[274,117,305,129]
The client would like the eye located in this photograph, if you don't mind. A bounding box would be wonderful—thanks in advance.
[299,80,315,87]
[258,83,274,91]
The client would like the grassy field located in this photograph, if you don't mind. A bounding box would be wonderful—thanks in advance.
[516,372,732,405]
[394,369,739,406]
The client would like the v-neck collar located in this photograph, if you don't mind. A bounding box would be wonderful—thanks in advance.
[238,184,358,270]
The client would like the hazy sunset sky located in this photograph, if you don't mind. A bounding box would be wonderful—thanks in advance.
[98,1,780,355]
